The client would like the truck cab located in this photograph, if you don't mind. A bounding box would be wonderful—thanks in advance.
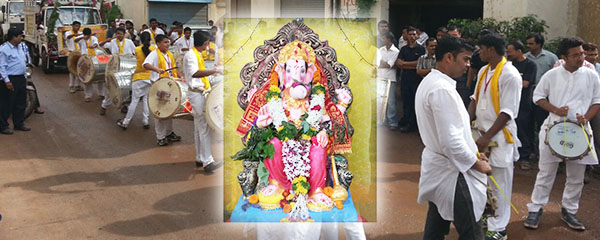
[0,0,27,43]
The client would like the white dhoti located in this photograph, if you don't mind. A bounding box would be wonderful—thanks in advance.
[84,81,105,99]
[254,222,366,240]
[189,91,214,165]
[69,73,81,88]
[123,80,151,126]
[154,118,173,140]
[486,164,514,232]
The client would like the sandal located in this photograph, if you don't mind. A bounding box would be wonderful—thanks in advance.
[34,109,45,114]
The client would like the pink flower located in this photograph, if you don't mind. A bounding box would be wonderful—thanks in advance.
[311,105,321,111]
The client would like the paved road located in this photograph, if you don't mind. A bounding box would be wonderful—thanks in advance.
[1,68,599,239]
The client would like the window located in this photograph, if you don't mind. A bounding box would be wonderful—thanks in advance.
[9,2,25,16]
[46,7,101,27]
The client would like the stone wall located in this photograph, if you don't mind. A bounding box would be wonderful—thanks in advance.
[578,0,600,44]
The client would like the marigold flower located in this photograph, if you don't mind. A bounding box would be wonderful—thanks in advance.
[249,194,259,204]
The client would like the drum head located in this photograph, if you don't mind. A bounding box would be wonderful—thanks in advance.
[67,51,81,75]
[545,121,590,160]
[106,72,119,105]
[205,82,223,131]
[148,77,184,119]
[174,51,184,76]
[106,54,120,75]
[77,55,94,83]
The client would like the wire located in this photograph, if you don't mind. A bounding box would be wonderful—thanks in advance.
[223,20,261,65]
[334,18,375,68]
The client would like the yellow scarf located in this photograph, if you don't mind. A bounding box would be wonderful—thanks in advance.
[201,42,216,61]
[474,57,514,143]
[192,46,211,89]
[116,39,124,54]
[150,28,157,44]
[72,30,79,51]
[156,49,178,78]
[86,38,95,56]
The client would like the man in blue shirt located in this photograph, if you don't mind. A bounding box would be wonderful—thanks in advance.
[0,28,29,134]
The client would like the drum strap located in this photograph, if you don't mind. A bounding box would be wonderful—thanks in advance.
[192,46,211,90]
[474,57,514,143]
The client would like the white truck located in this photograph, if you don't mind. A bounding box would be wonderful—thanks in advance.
[0,0,27,43]
[24,0,106,73]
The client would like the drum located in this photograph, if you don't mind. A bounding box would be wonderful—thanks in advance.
[204,82,223,131]
[174,50,184,76]
[544,120,591,161]
[471,127,498,155]
[77,54,111,84]
[67,51,82,75]
[148,77,191,119]
[105,54,137,75]
[106,69,134,109]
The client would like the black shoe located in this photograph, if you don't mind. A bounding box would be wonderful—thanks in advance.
[14,126,31,131]
[166,132,182,142]
[524,209,543,229]
[195,161,203,168]
[561,208,585,231]
[116,119,127,130]
[157,138,169,146]
[0,128,13,135]
[203,160,222,173]
[399,125,415,133]
[99,107,106,116]
[143,124,150,129]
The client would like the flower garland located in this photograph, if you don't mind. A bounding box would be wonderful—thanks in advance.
[305,84,326,129]
[265,86,288,129]
[281,139,311,182]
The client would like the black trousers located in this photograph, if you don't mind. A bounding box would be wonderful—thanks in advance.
[423,173,484,240]
[0,75,27,130]
[400,78,419,128]
[516,102,535,160]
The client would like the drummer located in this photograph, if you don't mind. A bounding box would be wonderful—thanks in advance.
[65,21,83,93]
[525,37,600,231]
[142,34,182,146]
[183,30,221,172]
[100,28,137,116]
[117,32,153,130]
[75,28,105,102]
[174,27,193,53]
[143,18,165,46]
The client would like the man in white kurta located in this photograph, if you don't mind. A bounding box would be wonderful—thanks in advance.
[415,35,490,240]
[143,19,165,46]
[143,37,181,146]
[76,28,105,102]
[469,35,522,239]
[100,28,137,114]
[174,27,193,53]
[184,30,220,172]
[65,21,83,93]
[377,31,400,129]
[525,38,600,231]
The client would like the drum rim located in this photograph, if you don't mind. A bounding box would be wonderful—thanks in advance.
[149,77,184,119]
[544,119,591,161]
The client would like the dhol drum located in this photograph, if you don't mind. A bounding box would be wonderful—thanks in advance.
[77,50,110,84]
[106,69,134,109]
[203,81,223,131]
[105,54,137,75]
[67,51,82,75]
[471,127,499,156]
[148,77,191,119]
[174,50,184,76]
[544,120,591,161]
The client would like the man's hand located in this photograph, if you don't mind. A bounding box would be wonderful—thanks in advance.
[576,113,587,125]
[379,59,390,68]
[155,69,166,75]
[472,157,492,174]
[475,136,491,152]
[554,106,569,116]
[212,68,223,75]
[5,81,13,91]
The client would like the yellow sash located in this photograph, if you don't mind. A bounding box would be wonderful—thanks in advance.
[474,57,514,143]
[150,29,157,44]
[157,49,178,78]
[72,31,79,51]
[192,46,211,89]
[117,39,124,54]
[86,38,95,56]
[201,42,216,61]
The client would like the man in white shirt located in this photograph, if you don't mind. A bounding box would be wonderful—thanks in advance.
[174,27,193,53]
[168,21,184,43]
[525,37,600,231]
[143,18,165,46]
[415,35,491,240]
[416,25,429,46]
[99,28,136,115]
[468,33,522,240]
[143,34,182,146]
[183,30,222,172]
[377,31,400,130]
[65,21,83,93]
[75,28,104,102]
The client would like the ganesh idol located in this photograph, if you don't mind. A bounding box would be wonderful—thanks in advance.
[236,40,352,212]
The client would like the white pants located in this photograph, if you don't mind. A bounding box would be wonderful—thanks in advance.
[84,81,105,99]
[69,73,81,88]
[254,223,366,240]
[487,165,514,232]
[527,161,586,215]
[154,118,173,140]
[101,95,112,109]
[123,80,151,126]
[189,91,214,165]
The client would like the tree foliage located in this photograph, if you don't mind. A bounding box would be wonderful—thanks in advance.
[448,14,548,46]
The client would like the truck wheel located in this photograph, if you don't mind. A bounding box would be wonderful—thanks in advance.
[25,88,37,119]
[41,49,54,74]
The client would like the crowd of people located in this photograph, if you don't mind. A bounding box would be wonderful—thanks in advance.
[378,20,600,240]
[0,18,224,173]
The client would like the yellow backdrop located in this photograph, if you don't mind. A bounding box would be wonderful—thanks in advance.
[223,18,377,222]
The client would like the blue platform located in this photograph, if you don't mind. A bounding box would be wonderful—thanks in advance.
[230,190,358,222]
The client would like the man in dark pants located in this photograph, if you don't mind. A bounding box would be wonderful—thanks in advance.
[507,40,537,170]
[396,26,426,132]
[0,28,30,134]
